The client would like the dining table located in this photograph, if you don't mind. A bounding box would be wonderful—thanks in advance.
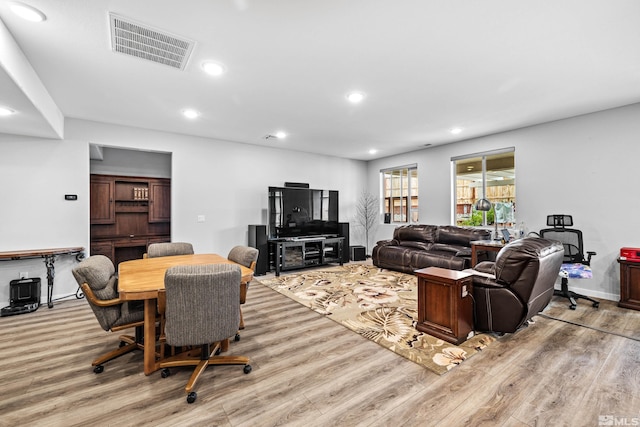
[117,253,254,375]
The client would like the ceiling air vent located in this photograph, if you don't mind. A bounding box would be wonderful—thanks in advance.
[109,13,195,70]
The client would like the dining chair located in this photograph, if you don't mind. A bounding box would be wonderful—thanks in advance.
[158,263,251,403]
[146,242,194,258]
[71,255,146,373]
[227,245,259,331]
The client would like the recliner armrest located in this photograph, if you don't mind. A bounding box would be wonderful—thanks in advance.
[473,261,496,275]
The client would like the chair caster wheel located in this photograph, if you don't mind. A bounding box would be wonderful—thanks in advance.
[235,333,241,341]
[243,364,252,374]
[119,341,126,348]
[569,305,576,310]
[186,392,197,404]
[93,365,104,374]
[593,302,600,308]
[161,368,171,378]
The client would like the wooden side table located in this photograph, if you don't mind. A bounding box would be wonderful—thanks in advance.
[618,258,640,311]
[470,240,504,267]
[415,266,474,345]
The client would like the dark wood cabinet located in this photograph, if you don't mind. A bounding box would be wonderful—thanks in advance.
[149,181,171,222]
[90,176,115,224]
[415,267,474,345]
[90,174,171,266]
[619,259,640,311]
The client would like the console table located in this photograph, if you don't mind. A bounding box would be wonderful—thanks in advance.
[269,237,344,276]
[415,266,474,344]
[0,247,85,308]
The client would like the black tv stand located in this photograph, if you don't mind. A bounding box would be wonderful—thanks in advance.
[269,236,344,276]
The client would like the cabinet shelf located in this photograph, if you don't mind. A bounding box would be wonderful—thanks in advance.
[270,237,344,276]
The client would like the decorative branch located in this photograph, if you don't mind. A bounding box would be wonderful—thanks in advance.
[353,190,379,256]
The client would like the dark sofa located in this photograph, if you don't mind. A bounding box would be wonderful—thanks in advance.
[372,224,491,273]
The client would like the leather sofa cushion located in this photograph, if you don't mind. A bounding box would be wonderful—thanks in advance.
[430,242,468,255]
[437,225,489,246]
[397,240,432,251]
[393,225,438,243]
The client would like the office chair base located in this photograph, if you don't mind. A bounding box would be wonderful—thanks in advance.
[91,330,144,373]
[554,282,599,310]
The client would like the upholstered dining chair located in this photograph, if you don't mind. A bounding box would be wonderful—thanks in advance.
[158,264,252,404]
[227,245,259,331]
[146,242,194,258]
[72,255,146,373]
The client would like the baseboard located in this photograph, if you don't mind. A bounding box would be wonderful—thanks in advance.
[554,285,618,302]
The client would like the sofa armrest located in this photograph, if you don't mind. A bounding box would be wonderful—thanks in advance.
[375,239,398,247]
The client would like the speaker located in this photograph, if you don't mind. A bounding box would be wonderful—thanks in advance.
[350,246,366,261]
[284,182,309,188]
[338,222,350,262]
[248,225,268,275]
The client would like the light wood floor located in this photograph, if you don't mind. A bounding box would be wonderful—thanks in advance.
[1,265,639,427]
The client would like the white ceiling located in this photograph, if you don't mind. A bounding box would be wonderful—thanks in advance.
[1,0,640,160]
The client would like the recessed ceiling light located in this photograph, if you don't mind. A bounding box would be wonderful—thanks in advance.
[274,131,287,139]
[369,149,378,155]
[346,92,365,103]
[182,109,200,119]
[202,61,226,77]
[0,106,16,116]
[9,2,46,22]
[450,127,463,135]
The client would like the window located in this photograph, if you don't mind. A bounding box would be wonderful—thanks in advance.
[453,148,515,228]
[382,165,418,223]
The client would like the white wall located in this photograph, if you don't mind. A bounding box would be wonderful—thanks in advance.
[368,102,640,301]
[0,133,89,307]
[0,119,367,305]
[2,103,638,305]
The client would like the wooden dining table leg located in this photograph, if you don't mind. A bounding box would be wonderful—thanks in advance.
[143,298,158,375]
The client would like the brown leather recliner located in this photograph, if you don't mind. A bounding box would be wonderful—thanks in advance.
[471,237,564,334]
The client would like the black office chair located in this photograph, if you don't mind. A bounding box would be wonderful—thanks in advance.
[539,214,599,310]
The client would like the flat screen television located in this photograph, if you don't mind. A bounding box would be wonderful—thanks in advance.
[268,186,339,239]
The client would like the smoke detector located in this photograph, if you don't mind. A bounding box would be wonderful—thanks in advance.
[109,13,195,70]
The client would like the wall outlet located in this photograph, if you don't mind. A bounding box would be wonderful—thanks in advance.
[19,272,28,279]
[197,215,205,223]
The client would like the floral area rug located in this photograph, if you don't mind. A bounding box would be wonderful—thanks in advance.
[259,264,495,375]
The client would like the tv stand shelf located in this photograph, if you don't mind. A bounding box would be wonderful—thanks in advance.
[269,237,344,276]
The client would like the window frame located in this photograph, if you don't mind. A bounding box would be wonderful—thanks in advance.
[381,164,418,224]
[452,148,515,228]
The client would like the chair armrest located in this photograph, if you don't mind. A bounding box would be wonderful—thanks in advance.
[473,261,496,275]
[157,289,166,314]
[471,275,503,289]
[80,283,124,307]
